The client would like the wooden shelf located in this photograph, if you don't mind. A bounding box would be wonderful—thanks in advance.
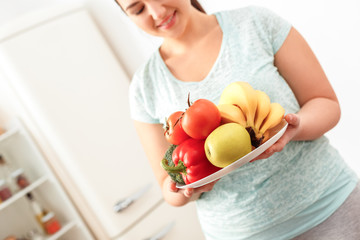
[0,175,48,211]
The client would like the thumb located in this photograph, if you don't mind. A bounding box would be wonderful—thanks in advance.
[285,113,300,127]
[184,188,193,198]
[168,179,179,193]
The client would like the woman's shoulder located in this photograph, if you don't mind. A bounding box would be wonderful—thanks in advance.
[129,51,162,101]
[213,6,266,33]
[130,50,162,89]
[132,51,161,80]
[215,5,283,25]
[215,5,290,49]
[215,5,261,19]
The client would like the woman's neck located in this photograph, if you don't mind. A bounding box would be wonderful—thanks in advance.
[159,9,218,60]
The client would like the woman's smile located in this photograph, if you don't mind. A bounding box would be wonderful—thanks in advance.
[157,11,176,29]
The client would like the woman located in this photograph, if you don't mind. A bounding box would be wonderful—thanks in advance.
[114,0,360,239]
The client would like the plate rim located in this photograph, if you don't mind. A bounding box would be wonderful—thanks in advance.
[176,120,288,189]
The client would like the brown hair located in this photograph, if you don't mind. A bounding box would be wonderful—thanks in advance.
[191,0,206,13]
[114,0,206,13]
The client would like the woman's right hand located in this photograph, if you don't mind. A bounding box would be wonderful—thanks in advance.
[133,120,219,206]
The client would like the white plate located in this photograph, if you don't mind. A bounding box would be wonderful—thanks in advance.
[176,119,288,189]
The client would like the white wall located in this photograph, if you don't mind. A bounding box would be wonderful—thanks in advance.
[0,0,359,176]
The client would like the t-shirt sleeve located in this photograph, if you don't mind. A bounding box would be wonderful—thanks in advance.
[250,6,292,54]
[128,74,161,124]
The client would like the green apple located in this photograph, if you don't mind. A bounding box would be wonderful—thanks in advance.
[205,123,252,168]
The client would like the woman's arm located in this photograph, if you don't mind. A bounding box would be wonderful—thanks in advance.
[133,120,216,206]
[275,27,341,140]
[256,27,341,158]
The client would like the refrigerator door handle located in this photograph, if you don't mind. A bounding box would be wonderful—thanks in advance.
[113,183,152,213]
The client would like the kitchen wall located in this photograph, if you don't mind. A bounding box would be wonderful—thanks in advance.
[0,0,359,176]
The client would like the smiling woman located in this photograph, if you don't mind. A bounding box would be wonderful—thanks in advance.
[0,1,358,240]
[111,0,360,239]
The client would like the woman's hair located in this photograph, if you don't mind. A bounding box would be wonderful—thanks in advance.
[114,0,206,14]
[191,0,206,13]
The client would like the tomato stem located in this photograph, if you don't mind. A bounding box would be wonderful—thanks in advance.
[163,117,169,130]
[187,92,193,107]
[172,113,184,129]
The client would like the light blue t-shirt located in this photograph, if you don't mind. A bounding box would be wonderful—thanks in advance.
[129,6,358,239]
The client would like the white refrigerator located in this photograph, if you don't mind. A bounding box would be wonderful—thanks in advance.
[0,4,204,240]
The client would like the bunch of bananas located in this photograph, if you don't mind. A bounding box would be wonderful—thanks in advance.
[218,81,285,147]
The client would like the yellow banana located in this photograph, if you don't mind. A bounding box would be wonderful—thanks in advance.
[219,81,258,129]
[217,104,247,127]
[262,130,271,143]
[254,90,271,134]
[259,102,285,135]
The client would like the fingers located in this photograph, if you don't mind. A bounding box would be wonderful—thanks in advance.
[176,180,219,198]
[198,180,218,193]
[252,114,299,162]
[267,113,300,152]
[267,133,290,153]
[250,142,282,162]
[168,180,178,193]
[184,188,193,198]
[168,179,194,198]
[264,132,290,155]
[253,150,273,160]
[285,113,300,127]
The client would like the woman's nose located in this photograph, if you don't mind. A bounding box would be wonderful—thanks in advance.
[146,2,166,20]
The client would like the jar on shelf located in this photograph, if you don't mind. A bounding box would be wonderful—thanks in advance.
[11,168,30,189]
[0,179,12,201]
[41,212,61,235]
[26,192,47,230]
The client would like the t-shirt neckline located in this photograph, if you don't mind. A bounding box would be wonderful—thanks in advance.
[156,12,226,85]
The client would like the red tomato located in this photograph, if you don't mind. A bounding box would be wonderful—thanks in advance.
[164,111,190,145]
[182,99,221,139]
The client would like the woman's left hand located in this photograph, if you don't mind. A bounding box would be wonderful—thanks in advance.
[168,178,219,201]
[251,113,300,161]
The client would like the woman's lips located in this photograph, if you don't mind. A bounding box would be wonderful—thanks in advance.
[157,11,176,29]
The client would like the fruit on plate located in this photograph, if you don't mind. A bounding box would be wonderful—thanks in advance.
[219,81,258,129]
[218,81,285,147]
[161,139,221,185]
[204,123,252,168]
[161,144,185,185]
[164,111,190,145]
[217,104,247,126]
[182,98,221,140]
[253,90,271,134]
[256,102,285,139]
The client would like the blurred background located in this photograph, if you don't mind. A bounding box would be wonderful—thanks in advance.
[0,1,359,239]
